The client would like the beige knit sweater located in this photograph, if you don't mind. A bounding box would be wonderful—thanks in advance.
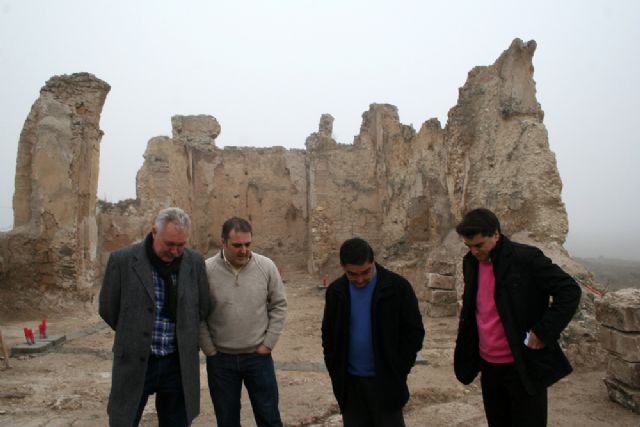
[199,251,287,356]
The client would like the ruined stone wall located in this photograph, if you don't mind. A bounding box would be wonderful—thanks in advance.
[445,39,568,242]
[95,38,573,286]
[123,114,309,271]
[96,199,146,273]
[301,39,568,277]
[191,146,308,270]
[305,113,382,275]
[304,105,454,278]
[3,39,576,312]
[0,73,110,312]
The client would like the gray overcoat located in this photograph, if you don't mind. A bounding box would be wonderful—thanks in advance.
[99,240,209,427]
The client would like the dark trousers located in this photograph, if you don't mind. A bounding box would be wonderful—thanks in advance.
[480,360,547,427]
[133,352,188,427]
[206,352,283,427]
[342,375,406,427]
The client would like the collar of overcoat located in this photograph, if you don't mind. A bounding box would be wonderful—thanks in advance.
[129,241,193,305]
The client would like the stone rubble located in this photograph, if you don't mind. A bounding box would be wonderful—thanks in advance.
[423,258,458,318]
[596,288,640,413]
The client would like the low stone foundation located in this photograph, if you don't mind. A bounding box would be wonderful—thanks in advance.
[424,259,457,318]
[595,288,640,414]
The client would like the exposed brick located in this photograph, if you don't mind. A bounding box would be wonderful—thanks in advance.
[608,356,640,389]
[425,302,457,318]
[427,273,456,290]
[425,288,457,304]
[425,259,456,276]
[599,326,640,362]
[595,289,640,332]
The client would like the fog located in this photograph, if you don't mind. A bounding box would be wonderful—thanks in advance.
[1,0,638,260]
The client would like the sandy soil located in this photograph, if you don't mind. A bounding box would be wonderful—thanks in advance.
[0,271,638,426]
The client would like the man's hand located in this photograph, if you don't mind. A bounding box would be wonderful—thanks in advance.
[256,343,272,354]
[527,331,546,349]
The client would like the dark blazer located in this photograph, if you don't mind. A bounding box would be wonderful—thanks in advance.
[321,263,425,412]
[99,241,209,427]
[454,235,581,395]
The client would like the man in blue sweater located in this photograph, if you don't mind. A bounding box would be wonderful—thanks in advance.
[321,238,425,426]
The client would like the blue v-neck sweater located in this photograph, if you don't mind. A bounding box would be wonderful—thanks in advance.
[347,274,377,376]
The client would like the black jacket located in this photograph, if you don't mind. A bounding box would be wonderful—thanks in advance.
[321,263,425,412]
[454,235,581,395]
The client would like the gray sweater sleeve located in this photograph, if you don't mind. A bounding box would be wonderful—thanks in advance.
[262,260,287,350]
[199,259,217,356]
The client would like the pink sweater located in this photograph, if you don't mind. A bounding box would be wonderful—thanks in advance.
[476,261,514,363]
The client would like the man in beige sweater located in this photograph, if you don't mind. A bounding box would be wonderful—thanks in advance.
[200,217,287,427]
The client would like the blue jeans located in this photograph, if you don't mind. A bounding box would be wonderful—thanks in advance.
[133,352,187,427]
[206,352,283,427]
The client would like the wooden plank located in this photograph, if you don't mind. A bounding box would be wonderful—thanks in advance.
[0,329,10,368]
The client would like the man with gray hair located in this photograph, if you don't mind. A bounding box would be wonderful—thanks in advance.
[100,207,210,427]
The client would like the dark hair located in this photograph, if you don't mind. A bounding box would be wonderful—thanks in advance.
[339,238,374,265]
[455,208,501,238]
[221,217,252,240]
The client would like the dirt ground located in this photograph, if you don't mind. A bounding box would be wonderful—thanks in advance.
[0,271,638,426]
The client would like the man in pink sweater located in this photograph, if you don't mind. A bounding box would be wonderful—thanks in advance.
[454,208,581,427]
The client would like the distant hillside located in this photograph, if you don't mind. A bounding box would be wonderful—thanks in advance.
[576,257,640,291]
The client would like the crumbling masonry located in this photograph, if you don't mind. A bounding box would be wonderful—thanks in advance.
[3,38,639,414]
[0,39,577,314]
[596,289,640,413]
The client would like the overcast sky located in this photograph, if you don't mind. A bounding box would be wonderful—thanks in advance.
[1,1,638,260]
